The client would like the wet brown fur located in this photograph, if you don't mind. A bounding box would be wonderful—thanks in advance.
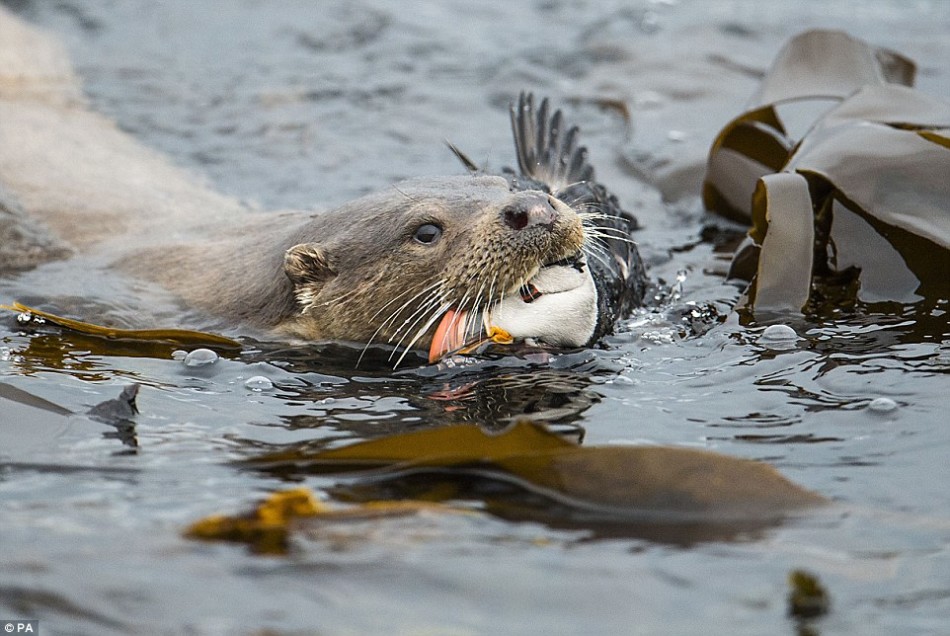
[0,9,584,350]
[122,176,584,346]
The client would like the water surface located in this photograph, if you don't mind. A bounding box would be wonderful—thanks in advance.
[1,1,949,634]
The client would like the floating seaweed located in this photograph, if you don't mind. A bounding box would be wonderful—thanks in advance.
[184,487,467,555]
[703,30,950,315]
[239,421,824,544]
[2,301,242,351]
[788,569,831,620]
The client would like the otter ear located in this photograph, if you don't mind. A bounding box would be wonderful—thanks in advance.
[284,243,336,286]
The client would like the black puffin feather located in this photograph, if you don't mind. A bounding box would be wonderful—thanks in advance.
[505,92,647,342]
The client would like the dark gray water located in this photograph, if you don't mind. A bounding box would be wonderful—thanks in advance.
[1,1,949,634]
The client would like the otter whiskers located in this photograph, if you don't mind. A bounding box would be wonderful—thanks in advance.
[393,297,453,369]
[387,287,450,354]
[367,279,440,326]
[358,278,443,366]
[386,279,464,367]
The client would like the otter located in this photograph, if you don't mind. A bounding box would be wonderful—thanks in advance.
[0,9,645,364]
[123,94,647,364]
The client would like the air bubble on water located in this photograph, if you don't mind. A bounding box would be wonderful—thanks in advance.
[641,329,677,345]
[171,350,187,361]
[244,375,274,392]
[758,324,799,349]
[0,346,11,361]
[868,397,898,414]
[183,348,218,367]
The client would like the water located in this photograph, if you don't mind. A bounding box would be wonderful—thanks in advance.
[1,1,949,634]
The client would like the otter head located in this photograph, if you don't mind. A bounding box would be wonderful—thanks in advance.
[281,175,595,364]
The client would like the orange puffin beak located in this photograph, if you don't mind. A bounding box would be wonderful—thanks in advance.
[428,308,515,363]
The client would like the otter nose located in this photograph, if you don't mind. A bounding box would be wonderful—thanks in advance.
[502,194,557,231]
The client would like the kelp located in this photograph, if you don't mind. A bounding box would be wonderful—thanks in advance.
[184,487,466,555]
[185,488,328,555]
[247,421,824,535]
[703,30,950,314]
[0,382,73,457]
[0,383,143,454]
[788,569,831,620]
[0,381,72,415]
[2,301,242,351]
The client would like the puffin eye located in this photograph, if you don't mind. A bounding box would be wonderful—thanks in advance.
[413,223,443,245]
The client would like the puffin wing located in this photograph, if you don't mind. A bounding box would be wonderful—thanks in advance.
[509,92,593,191]
[507,92,646,340]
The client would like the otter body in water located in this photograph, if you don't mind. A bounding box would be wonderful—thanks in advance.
[126,94,647,363]
[0,9,645,363]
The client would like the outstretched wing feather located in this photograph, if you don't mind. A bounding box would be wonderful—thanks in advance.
[506,91,647,341]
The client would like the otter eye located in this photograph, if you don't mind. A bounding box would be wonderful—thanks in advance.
[413,223,443,245]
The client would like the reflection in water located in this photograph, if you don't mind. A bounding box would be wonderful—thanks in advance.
[242,421,823,546]
[251,348,601,442]
[87,384,141,450]
[325,468,814,546]
[2,331,115,381]
[3,316,606,442]
[4,321,241,378]
[0,380,143,452]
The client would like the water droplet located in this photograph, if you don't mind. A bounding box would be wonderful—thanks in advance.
[759,324,799,349]
[244,375,274,392]
[16,312,43,325]
[182,348,218,367]
[868,397,898,413]
[641,329,677,345]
